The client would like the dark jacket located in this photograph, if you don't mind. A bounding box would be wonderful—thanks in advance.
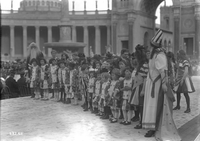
[5,76,20,98]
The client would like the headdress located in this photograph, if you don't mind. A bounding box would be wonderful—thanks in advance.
[150,29,163,48]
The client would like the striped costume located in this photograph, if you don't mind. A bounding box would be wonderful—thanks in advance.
[174,59,195,93]
[129,63,148,106]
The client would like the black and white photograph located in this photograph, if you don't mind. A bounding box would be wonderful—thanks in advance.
[1,0,200,141]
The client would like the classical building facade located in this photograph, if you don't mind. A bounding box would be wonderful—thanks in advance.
[1,0,200,60]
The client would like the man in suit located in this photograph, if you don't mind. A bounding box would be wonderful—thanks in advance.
[5,70,20,98]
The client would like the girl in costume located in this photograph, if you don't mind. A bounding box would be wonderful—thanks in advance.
[86,68,96,112]
[120,68,133,125]
[129,45,149,129]
[97,68,110,117]
[92,70,102,114]
[39,58,49,100]
[29,58,40,99]
[173,50,195,113]
[49,59,59,101]
[71,63,80,105]
[108,68,121,123]
[58,60,70,103]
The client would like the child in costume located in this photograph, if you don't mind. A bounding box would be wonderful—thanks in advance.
[39,58,49,100]
[86,68,96,112]
[120,68,133,125]
[58,60,70,103]
[98,68,110,118]
[67,61,76,104]
[108,68,121,123]
[29,58,40,99]
[49,59,59,101]
[71,63,80,105]
[129,45,149,129]
[92,70,102,114]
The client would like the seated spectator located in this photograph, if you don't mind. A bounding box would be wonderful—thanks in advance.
[5,70,20,98]
[17,72,27,86]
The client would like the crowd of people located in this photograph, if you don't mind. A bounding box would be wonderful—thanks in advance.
[0,29,196,141]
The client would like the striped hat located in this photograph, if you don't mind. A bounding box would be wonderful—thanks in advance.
[151,29,163,48]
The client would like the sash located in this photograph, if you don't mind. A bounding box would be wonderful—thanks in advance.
[151,75,161,98]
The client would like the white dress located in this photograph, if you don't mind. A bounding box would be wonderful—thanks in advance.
[142,52,167,129]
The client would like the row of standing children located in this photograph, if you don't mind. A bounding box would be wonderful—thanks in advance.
[81,45,149,127]
[28,57,80,105]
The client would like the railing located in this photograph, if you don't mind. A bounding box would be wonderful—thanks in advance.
[1,10,111,16]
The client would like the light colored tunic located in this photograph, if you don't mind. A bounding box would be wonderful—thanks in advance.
[142,52,167,129]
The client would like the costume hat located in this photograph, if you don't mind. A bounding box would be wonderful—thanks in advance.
[150,29,163,48]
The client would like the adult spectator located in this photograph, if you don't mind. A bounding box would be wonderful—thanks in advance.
[17,72,30,97]
[5,70,20,98]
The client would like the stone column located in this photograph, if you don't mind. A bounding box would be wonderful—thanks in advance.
[72,25,76,42]
[195,5,200,59]
[173,7,181,55]
[35,26,40,47]
[23,26,27,57]
[107,25,111,46]
[112,22,117,54]
[128,21,134,52]
[47,26,52,57]
[95,25,101,54]
[10,25,15,57]
[127,12,136,52]
[83,26,89,56]
[195,16,200,58]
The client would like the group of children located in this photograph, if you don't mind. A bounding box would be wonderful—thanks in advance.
[27,46,149,128]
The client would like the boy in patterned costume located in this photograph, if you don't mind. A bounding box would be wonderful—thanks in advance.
[39,58,49,100]
[58,60,70,103]
[49,59,59,101]
[29,58,40,99]
[92,70,102,114]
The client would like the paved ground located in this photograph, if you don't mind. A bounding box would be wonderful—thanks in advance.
[1,76,200,141]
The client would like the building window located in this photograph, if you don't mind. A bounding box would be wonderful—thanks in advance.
[42,1,45,5]
[33,1,35,6]
[164,40,167,49]
[29,1,31,6]
[55,2,57,6]
[51,1,53,7]
[121,40,129,49]
[184,38,194,55]
[144,32,149,47]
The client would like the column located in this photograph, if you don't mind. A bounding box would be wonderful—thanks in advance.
[72,25,76,42]
[173,17,180,55]
[83,26,89,56]
[10,25,15,57]
[95,25,101,54]
[195,16,200,59]
[35,26,40,47]
[128,21,134,52]
[173,7,181,55]
[23,26,27,57]
[47,26,52,57]
[107,25,111,46]
[112,22,117,54]
[195,5,200,59]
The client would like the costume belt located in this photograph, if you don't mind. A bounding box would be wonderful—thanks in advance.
[151,75,161,98]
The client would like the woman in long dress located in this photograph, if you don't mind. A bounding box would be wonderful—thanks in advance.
[142,29,181,141]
